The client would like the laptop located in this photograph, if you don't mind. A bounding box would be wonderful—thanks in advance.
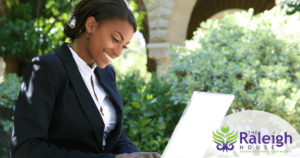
[161,91,235,158]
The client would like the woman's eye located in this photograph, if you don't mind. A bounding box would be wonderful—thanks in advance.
[113,36,128,49]
[113,36,119,42]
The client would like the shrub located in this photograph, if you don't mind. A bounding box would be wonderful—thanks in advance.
[116,71,185,154]
[167,6,300,133]
[0,74,22,158]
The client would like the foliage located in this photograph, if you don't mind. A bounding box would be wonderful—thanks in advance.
[0,0,80,62]
[0,0,149,62]
[280,0,300,15]
[129,0,146,31]
[0,73,22,158]
[116,71,185,154]
[167,6,300,134]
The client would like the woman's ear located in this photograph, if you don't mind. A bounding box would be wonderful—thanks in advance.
[85,16,97,33]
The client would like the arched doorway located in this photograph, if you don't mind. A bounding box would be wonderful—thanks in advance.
[186,0,275,40]
[209,8,245,19]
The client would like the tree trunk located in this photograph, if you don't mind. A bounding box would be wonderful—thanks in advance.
[17,59,28,76]
[0,0,7,17]
[4,55,20,75]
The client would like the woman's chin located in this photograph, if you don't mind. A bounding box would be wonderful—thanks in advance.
[96,62,107,69]
[95,57,110,69]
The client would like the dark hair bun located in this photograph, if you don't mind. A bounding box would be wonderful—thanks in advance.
[64,17,78,42]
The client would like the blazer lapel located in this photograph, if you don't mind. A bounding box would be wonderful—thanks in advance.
[94,67,123,152]
[55,43,105,151]
[94,68,123,111]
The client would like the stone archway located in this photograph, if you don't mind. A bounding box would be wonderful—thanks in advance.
[142,0,275,76]
[143,0,197,76]
[187,0,275,40]
[209,8,246,19]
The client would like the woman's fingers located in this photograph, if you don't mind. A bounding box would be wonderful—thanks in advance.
[117,152,161,158]
[115,153,144,158]
[151,152,162,158]
[138,152,161,158]
[128,152,145,158]
[139,152,154,158]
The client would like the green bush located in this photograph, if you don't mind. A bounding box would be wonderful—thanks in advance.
[167,6,300,134]
[0,74,22,158]
[116,71,185,154]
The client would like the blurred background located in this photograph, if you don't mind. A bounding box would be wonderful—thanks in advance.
[0,0,300,157]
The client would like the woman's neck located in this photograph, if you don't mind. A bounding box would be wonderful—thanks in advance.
[70,37,94,68]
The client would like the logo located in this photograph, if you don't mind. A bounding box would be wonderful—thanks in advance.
[239,131,293,152]
[213,125,239,152]
[208,111,297,156]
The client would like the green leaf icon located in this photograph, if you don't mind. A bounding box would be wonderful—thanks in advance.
[273,131,275,135]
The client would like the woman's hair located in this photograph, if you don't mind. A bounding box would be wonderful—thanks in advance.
[64,0,137,43]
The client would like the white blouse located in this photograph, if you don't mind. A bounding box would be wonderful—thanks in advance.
[68,44,117,149]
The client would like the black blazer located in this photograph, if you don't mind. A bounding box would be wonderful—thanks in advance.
[10,43,139,158]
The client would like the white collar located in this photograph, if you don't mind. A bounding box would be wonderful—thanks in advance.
[67,44,97,77]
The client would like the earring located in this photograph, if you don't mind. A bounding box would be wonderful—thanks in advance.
[87,31,90,44]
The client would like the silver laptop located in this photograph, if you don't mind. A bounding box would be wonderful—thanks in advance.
[161,91,235,158]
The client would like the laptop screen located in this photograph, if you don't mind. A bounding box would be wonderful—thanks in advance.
[162,91,235,158]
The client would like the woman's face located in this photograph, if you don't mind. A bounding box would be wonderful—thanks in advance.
[86,17,134,69]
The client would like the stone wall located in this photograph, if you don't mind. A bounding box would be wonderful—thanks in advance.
[0,57,4,83]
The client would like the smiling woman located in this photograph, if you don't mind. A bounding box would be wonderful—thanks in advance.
[69,17,134,69]
[64,0,135,69]
[10,0,161,158]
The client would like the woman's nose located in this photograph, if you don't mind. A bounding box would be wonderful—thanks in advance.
[115,47,123,57]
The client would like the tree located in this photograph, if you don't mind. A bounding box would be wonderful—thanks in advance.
[0,0,148,76]
[0,0,7,17]
[0,0,79,76]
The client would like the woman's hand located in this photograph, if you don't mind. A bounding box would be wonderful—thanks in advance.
[115,152,161,158]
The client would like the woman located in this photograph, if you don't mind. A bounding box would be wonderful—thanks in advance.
[10,0,161,158]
